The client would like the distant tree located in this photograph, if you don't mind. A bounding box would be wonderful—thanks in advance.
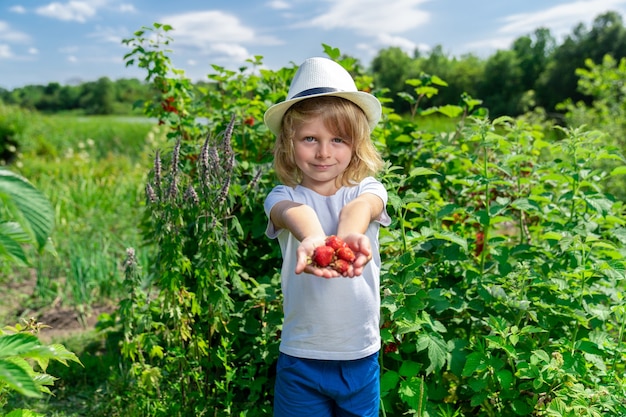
[512,28,556,92]
[371,47,416,112]
[114,78,151,104]
[478,49,524,116]
[536,11,626,112]
[445,54,484,104]
[37,82,63,112]
[418,47,484,107]
[57,84,81,110]
[79,77,115,115]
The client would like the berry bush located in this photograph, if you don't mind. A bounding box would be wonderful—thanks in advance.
[103,23,626,416]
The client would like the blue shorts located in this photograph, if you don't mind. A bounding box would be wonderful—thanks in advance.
[273,352,380,417]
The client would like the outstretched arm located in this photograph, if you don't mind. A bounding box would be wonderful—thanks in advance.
[269,200,338,278]
[336,193,385,276]
[269,192,385,278]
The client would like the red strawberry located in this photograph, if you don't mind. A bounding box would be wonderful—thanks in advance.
[325,235,346,250]
[336,246,355,263]
[333,259,350,274]
[312,245,335,267]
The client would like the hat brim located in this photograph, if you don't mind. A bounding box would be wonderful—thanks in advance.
[264,90,382,136]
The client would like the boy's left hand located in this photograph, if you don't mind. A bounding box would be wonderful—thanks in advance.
[340,233,373,277]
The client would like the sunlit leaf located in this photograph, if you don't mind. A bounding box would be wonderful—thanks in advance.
[0,359,41,398]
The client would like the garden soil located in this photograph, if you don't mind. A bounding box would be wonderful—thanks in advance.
[1,272,113,343]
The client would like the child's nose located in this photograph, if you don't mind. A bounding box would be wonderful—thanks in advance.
[316,142,331,158]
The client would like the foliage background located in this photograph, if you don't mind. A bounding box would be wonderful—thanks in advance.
[1,15,626,417]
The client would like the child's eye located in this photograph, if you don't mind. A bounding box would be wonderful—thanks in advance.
[332,137,344,144]
[303,136,316,142]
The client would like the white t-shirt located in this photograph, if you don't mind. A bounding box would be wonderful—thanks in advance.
[264,176,391,360]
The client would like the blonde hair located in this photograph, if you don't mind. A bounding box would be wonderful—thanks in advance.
[272,96,384,187]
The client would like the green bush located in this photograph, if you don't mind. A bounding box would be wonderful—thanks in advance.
[9,22,626,417]
[0,103,31,165]
[104,23,626,416]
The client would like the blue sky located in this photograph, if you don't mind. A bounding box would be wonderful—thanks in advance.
[1,0,626,89]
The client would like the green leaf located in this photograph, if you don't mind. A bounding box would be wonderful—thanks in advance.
[415,332,448,373]
[380,370,399,393]
[610,165,626,176]
[462,351,486,376]
[5,409,45,417]
[512,399,533,415]
[415,85,438,98]
[0,222,29,265]
[23,343,82,371]
[436,104,464,118]
[408,167,439,177]
[430,75,448,86]
[576,340,603,355]
[0,358,41,398]
[397,92,416,104]
[0,333,41,358]
[399,360,422,377]
[399,377,426,411]
[321,44,340,60]
[471,391,488,407]
[0,168,54,251]
[496,369,513,390]
[541,231,563,241]
[432,230,468,251]
[511,197,540,212]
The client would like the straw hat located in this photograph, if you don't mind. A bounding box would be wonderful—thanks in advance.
[264,57,382,135]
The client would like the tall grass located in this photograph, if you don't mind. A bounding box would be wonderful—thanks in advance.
[9,114,163,317]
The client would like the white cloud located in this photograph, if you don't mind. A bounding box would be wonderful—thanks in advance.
[463,38,516,57]
[10,5,26,14]
[267,0,291,10]
[28,47,39,55]
[356,33,428,61]
[67,55,78,62]
[118,3,136,13]
[59,46,79,54]
[88,25,127,44]
[498,0,626,39]
[376,33,422,54]
[304,0,430,36]
[0,21,30,43]
[159,10,282,64]
[0,44,14,58]
[35,1,99,23]
[209,42,251,61]
[164,11,257,45]
[490,0,626,48]
[459,0,626,56]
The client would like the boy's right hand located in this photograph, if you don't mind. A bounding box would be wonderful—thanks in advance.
[295,236,344,278]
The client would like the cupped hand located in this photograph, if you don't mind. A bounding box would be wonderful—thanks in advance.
[294,234,374,278]
[340,233,373,277]
[294,236,341,278]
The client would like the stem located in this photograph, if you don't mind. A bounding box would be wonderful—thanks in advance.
[417,375,425,417]
[401,206,408,253]
[479,127,490,275]
[612,307,626,371]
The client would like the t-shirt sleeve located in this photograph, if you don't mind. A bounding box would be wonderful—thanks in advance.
[359,177,392,227]
[264,185,292,239]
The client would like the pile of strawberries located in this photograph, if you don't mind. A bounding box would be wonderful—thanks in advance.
[311,235,356,273]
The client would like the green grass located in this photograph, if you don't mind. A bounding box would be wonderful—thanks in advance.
[7,115,164,313]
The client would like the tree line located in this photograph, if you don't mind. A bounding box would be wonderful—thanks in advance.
[1,11,625,119]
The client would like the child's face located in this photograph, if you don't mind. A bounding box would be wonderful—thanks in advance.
[292,114,353,195]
